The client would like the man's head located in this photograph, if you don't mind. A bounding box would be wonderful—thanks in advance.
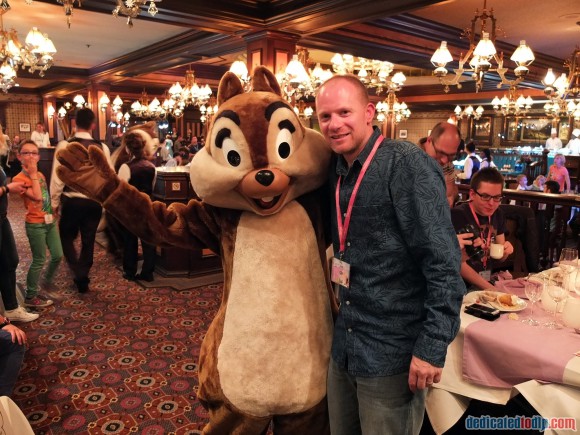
[425,122,460,166]
[469,167,504,217]
[551,128,557,138]
[35,122,45,132]
[13,135,20,144]
[466,141,476,153]
[316,74,375,165]
[75,108,96,131]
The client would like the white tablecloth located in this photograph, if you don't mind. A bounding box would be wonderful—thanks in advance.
[426,310,580,435]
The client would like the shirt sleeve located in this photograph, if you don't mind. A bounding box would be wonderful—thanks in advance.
[391,148,465,367]
[50,140,68,210]
[457,156,473,179]
[118,164,130,182]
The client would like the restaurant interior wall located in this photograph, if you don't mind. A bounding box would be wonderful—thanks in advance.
[2,102,43,142]
[401,112,451,145]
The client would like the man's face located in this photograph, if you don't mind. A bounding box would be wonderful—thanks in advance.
[316,79,375,164]
[36,124,44,132]
[470,181,503,217]
[425,130,459,166]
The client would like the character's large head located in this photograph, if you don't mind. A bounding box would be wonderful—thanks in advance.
[190,66,330,216]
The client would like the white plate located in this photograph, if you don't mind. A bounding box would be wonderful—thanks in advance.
[464,291,527,312]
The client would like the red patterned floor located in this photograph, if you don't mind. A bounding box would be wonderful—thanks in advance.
[8,195,218,434]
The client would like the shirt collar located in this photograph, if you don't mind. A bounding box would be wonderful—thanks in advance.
[72,131,94,140]
[335,127,382,176]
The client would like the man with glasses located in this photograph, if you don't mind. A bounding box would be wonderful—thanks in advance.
[422,122,461,207]
[451,168,514,290]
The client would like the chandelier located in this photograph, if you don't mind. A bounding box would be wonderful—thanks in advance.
[542,48,580,120]
[430,1,535,93]
[199,98,219,124]
[131,89,167,119]
[490,87,533,116]
[293,100,314,120]
[454,105,484,120]
[166,66,212,114]
[331,53,406,95]
[56,0,82,28]
[0,8,56,92]
[276,48,333,101]
[375,92,411,124]
[112,0,161,27]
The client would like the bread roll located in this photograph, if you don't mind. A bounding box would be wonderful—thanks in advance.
[498,293,515,306]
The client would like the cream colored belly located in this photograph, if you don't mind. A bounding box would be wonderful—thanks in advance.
[217,201,333,417]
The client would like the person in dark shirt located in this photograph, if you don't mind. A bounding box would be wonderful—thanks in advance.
[316,74,465,435]
[117,131,157,282]
[451,168,514,289]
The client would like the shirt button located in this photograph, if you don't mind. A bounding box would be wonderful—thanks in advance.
[343,213,347,217]
[347,328,352,333]
[346,301,351,305]
[347,242,351,247]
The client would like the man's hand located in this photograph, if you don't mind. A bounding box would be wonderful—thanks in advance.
[408,355,442,392]
[4,324,27,346]
[56,143,119,204]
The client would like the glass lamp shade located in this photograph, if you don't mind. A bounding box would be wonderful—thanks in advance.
[430,41,453,67]
[473,33,496,59]
[73,94,85,107]
[24,27,44,48]
[491,96,501,108]
[543,68,556,86]
[454,105,462,115]
[285,55,309,83]
[391,71,406,86]
[229,60,248,81]
[510,40,534,66]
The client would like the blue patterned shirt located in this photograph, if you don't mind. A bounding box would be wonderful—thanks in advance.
[330,127,465,376]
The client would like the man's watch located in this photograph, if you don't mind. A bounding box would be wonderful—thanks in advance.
[0,317,10,329]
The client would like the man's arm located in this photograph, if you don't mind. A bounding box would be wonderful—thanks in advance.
[392,148,465,391]
[460,260,492,289]
[49,141,68,214]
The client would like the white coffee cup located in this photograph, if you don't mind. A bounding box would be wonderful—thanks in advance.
[490,243,504,259]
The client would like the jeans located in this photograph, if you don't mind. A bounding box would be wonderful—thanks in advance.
[327,359,425,435]
[0,330,25,396]
[24,222,63,297]
[0,218,19,311]
[59,197,102,283]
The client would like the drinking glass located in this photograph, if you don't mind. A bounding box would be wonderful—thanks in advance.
[522,279,541,326]
[558,248,578,292]
[544,270,568,329]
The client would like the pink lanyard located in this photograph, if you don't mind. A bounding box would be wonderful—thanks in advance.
[335,135,384,255]
[469,203,493,269]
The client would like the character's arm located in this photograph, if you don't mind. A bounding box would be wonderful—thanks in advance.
[57,143,221,252]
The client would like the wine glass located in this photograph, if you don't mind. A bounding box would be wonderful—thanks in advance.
[558,248,578,292]
[522,279,541,326]
[544,270,568,329]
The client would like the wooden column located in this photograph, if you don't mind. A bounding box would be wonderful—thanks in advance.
[244,30,299,76]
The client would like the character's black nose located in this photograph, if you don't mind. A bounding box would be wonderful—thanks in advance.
[255,170,274,186]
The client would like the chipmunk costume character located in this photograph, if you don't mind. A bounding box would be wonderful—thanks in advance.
[56,67,336,434]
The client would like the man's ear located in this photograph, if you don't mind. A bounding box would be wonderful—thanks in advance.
[365,102,376,125]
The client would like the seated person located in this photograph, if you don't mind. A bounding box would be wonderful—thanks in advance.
[530,174,546,192]
[451,168,514,290]
[164,148,190,167]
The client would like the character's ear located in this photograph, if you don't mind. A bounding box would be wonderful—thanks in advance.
[252,66,282,96]
[218,72,245,105]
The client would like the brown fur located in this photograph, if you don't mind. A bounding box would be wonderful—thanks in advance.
[57,66,336,435]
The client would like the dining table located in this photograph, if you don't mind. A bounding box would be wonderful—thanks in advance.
[426,277,580,435]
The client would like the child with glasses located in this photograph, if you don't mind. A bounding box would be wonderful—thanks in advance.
[13,140,63,308]
[451,167,514,290]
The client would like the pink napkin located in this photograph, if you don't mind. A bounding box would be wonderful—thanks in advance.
[494,277,527,299]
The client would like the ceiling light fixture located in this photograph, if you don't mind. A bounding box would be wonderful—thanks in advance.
[430,0,535,93]
[490,87,533,116]
[375,92,411,124]
[165,65,212,115]
[331,53,406,95]
[56,0,82,28]
[454,105,484,120]
[112,0,162,28]
[131,89,167,120]
[0,8,57,92]
[277,48,333,101]
[542,48,579,120]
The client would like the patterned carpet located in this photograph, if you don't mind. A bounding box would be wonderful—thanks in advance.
[7,195,219,434]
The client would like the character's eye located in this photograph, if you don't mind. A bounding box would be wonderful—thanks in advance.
[222,138,242,167]
[276,121,294,160]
